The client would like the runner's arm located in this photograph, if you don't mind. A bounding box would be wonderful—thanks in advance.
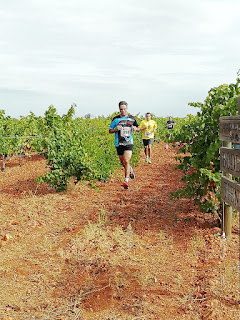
[139,121,146,131]
[109,119,121,133]
[132,119,140,132]
[132,126,141,132]
[109,125,121,134]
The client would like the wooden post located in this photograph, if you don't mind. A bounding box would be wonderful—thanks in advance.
[238,95,240,115]
[222,140,233,236]
[219,96,240,236]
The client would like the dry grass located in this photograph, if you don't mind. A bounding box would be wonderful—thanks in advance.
[0,146,239,319]
[1,200,239,319]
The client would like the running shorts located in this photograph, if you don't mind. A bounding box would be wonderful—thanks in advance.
[143,138,153,147]
[116,144,133,155]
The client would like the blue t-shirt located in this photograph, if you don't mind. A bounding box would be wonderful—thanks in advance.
[109,114,139,147]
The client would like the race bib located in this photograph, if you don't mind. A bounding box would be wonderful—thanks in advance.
[120,126,131,137]
[145,130,151,138]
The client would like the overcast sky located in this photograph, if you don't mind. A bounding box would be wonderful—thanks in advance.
[0,0,240,118]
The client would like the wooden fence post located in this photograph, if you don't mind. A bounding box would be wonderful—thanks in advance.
[219,95,240,237]
[222,140,232,237]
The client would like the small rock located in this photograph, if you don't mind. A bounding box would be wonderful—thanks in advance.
[202,309,213,319]
[208,279,217,287]
[10,220,18,225]
[3,234,12,241]
[211,299,218,308]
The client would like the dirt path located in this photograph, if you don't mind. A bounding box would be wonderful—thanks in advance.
[0,142,239,320]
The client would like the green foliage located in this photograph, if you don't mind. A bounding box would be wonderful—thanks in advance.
[36,111,144,191]
[3,81,239,202]
[36,114,114,191]
[0,107,145,191]
[170,78,240,213]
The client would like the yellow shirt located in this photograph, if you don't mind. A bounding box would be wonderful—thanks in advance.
[140,119,157,139]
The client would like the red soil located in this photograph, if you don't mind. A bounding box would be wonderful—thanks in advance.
[0,142,239,319]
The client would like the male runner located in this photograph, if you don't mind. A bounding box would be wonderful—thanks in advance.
[140,112,157,164]
[165,116,175,150]
[166,116,175,130]
[109,101,139,189]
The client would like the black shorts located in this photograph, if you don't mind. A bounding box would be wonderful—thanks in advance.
[116,144,133,156]
[143,138,153,147]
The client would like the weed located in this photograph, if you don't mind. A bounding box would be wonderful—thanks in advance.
[217,258,240,298]
[175,273,183,289]
[132,269,156,287]
[98,208,108,227]
[189,234,206,254]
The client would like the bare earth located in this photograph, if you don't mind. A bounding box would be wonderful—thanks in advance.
[0,141,239,320]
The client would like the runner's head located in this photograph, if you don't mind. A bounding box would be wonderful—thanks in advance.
[119,101,128,117]
[145,112,151,121]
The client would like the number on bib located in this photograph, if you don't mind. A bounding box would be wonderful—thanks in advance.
[145,130,151,138]
[121,127,131,137]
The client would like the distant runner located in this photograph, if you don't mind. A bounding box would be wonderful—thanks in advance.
[165,116,175,150]
[166,116,175,130]
[140,113,157,164]
[109,101,140,189]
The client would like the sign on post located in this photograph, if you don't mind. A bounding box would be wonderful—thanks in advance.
[219,116,240,143]
[219,96,240,235]
[220,147,240,177]
[221,176,240,212]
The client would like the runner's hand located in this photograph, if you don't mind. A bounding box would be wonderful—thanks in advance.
[132,126,138,132]
[117,125,122,131]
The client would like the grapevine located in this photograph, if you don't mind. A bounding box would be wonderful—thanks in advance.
[170,77,240,215]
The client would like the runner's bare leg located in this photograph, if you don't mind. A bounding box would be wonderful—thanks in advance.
[148,145,151,158]
[119,150,132,178]
[144,147,147,157]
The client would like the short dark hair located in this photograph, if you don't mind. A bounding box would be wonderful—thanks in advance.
[119,101,128,108]
[145,112,151,116]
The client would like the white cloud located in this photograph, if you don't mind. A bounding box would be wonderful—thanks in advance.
[0,0,239,118]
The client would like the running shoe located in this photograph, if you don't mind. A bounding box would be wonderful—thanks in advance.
[148,158,151,164]
[122,181,129,189]
[130,167,135,179]
[145,157,149,163]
